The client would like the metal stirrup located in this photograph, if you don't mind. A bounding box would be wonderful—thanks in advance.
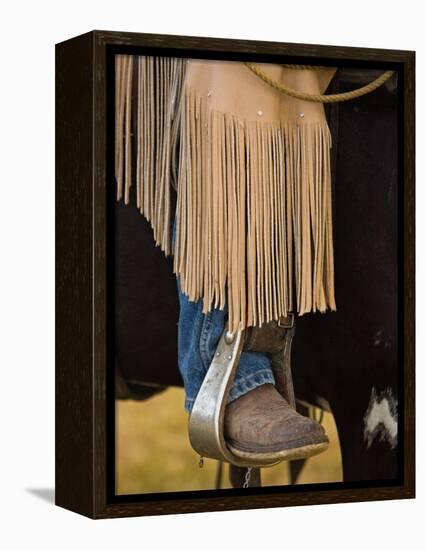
[188,325,281,468]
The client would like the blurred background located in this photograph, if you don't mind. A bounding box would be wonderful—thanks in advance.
[116,388,342,494]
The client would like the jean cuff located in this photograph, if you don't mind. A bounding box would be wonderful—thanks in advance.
[185,397,195,413]
[227,369,275,403]
[184,369,275,413]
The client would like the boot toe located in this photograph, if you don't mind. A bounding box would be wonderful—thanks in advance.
[224,384,329,461]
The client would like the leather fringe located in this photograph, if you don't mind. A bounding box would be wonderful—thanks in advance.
[115,54,186,255]
[115,55,337,332]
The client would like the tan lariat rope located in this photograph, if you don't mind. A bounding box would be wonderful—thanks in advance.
[244,62,394,103]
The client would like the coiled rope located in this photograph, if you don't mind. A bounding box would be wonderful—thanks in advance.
[244,62,395,103]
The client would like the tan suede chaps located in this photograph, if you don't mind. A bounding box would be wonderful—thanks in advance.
[115,55,337,332]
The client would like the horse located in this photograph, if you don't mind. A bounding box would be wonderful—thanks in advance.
[114,67,399,487]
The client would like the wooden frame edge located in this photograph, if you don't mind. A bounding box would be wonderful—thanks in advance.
[55,30,415,519]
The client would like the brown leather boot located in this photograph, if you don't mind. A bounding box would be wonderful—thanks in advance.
[224,383,329,462]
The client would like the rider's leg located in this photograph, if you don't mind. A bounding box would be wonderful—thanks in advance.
[176,275,275,413]
[172,219,329,461]
[176,276,329,461]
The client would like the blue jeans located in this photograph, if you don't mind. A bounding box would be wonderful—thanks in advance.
[176,279,275,412]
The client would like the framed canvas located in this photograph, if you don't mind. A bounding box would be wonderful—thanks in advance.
[55,29,415,519]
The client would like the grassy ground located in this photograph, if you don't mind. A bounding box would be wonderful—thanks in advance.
[116,387,342,494]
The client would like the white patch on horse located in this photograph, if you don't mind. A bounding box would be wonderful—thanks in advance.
[363,387,398,449]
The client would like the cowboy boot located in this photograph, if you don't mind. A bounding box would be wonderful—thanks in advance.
[223,316,329,462]
[224,383,329,462]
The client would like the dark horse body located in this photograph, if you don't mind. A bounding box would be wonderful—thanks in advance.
[114,69,399,485]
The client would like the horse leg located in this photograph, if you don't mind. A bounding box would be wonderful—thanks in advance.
[332,383,398,482]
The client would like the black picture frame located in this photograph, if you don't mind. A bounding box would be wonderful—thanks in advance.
[55,29,415,519]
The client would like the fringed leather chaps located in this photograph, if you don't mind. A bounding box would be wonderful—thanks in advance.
[115,55,337,332]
